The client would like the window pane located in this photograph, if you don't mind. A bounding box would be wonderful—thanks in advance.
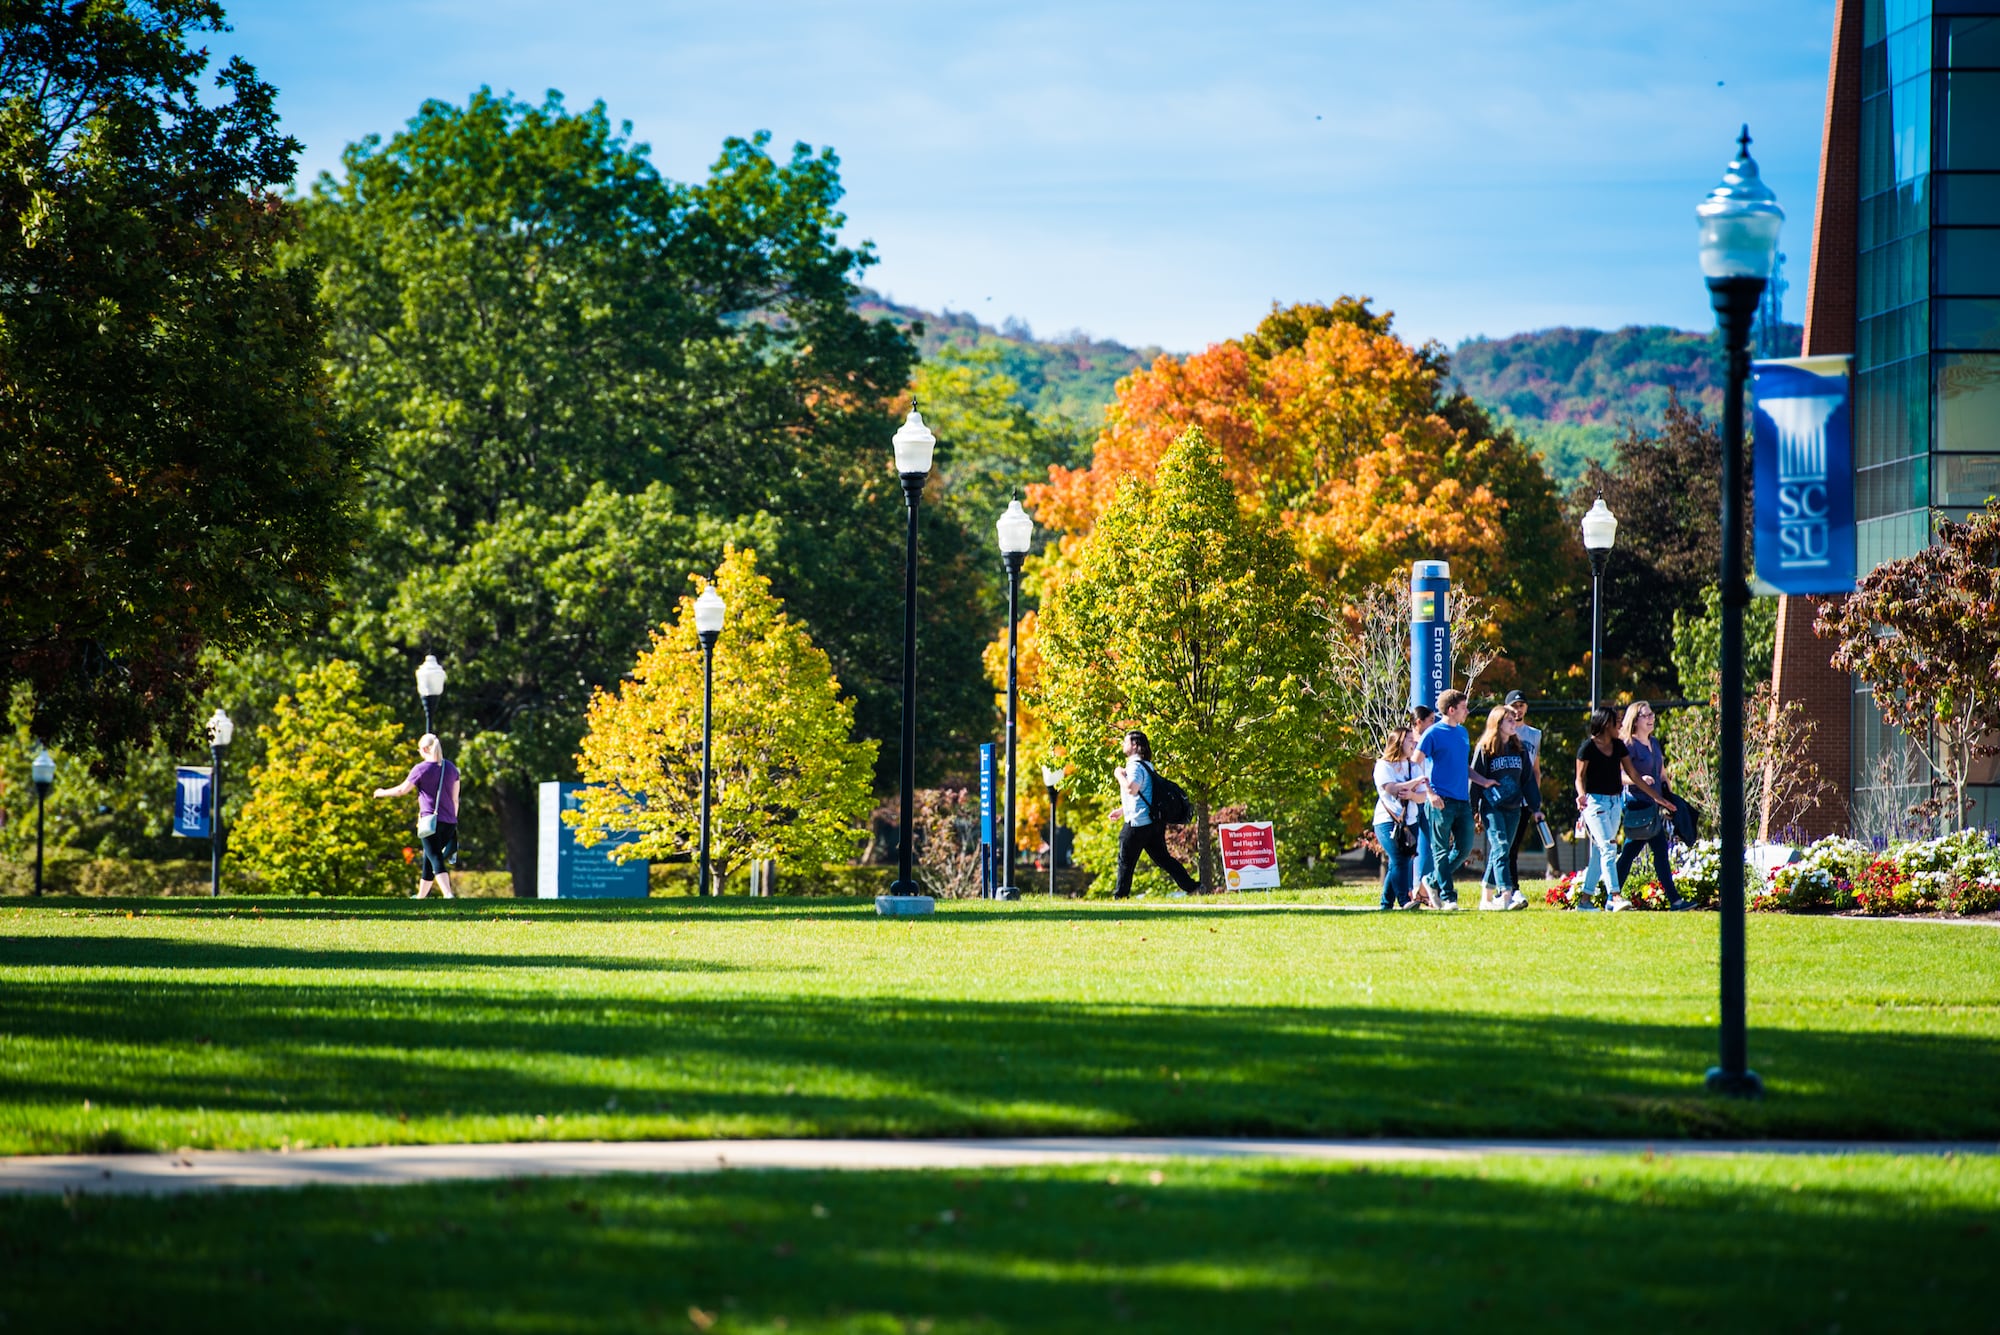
[1938,229,2000,294]
[1857,510,1929,572]
[1938,353,2000,450]
[1893,76,1933,181]
[1938,173,2000,225]
[1934,453,2000,507]
[1945,73,2000,170]
[1862,301,1927,364]
[1858,458,1918,518]
[1946,17,2000,68]
[1938,297,2000,349]
[1888,21,1930,86]
[1861,230,1931,315]
[1855,356,1929,463]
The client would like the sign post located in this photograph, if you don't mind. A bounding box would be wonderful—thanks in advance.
[1408,560,1452,712]
[537,782,650,898]
[1218,822,1280,891]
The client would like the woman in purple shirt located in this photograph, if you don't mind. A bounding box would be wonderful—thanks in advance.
[372,734,460,899]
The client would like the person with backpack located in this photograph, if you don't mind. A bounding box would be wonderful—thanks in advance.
[372,733,460,899]
[1112,729,1199,897]
[1573,706,1674,912]
[1616,701,1693,910]
[1472,705,1534,910]
[1372,722,1429,909]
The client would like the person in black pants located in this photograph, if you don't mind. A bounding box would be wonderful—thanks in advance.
[373,734,460,899]
[1113,730,1199,897]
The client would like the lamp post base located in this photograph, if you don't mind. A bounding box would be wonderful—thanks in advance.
[993,884,1020,902]
[875,893,936,917]
[1704,1066,1765,1099]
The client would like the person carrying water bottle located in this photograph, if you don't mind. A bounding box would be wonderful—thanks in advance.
[1112,729,1199,898]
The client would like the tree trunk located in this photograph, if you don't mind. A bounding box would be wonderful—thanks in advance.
[1194,796,1215,891]
[493,779,539,898]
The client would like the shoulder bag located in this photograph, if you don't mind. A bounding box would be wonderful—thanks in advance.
[417,763,447,839]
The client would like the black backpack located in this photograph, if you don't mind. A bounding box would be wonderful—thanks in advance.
[1139,762,1192,826]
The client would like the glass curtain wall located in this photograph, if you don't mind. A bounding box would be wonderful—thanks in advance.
[1851,2,2000,831]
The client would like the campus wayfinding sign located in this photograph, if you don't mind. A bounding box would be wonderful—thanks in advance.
[537,782,649,898]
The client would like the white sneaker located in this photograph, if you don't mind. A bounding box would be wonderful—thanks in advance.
[1478,897,1507,911]
[1506,891,1528,910]
[1575,895,1600,912]
[1436,898,1460,912]
[1608,896,1633,912]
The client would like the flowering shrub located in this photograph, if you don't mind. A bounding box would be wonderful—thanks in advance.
[1853,857,1914,915]
[1668,839,1746,910]
[1765,836,1870,913]
[1545,870,1582,908]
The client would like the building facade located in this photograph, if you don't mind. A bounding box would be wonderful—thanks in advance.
[1770,0,2000,837]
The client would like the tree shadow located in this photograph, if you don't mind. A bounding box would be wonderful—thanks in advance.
[0,1155,1989,1332]
[3,975,1995,1143]
[0,936,755,973]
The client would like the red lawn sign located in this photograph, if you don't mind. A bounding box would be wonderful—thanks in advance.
[1218,822,1279,890]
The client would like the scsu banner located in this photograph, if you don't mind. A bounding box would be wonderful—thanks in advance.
[1218,822,1279,891]
[1752,355,1855,595]
[172,766,213,839]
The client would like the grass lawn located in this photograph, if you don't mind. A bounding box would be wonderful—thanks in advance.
[3,1153,1995,1332]
[2,895,1996,1153]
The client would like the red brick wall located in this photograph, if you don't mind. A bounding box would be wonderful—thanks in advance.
[1763,0,1863,840]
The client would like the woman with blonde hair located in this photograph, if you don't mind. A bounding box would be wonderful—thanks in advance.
[1372,723,1431,909]
[1471,705,1533,910]
[372,734,460,899]
[1617,701,1692,909]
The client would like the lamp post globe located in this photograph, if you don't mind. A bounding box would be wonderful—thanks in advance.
[1581,495,1617,711]
[694,584,726,897]
[1041,764,1064,898]
[205,708,234,898]
[1698,126,1780,1102]
[415,654,447,737]
[883,409,936,914]
[994,500,1035,902]
[30,746,54,897]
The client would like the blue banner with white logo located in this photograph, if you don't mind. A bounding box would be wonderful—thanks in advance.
[1752,356,1856,595]
[979,744,996,846]
[172,766,212,839]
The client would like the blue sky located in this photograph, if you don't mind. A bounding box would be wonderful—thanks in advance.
[224,0,1836,352]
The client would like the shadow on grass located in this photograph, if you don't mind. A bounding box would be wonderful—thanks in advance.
[0,936,754,973]
[0,1158,1991,1333]
[4,971,1996,1144]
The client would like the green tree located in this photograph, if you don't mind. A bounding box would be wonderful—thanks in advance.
[1036,428,1346,889]
[914,343,1090,529]
[0,0,364,761]
[301,90,992,827]
[355,484,768,890]
[236,660,410,896]
[570,547,877,888]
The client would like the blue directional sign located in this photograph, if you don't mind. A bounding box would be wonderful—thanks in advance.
[537,782,649,898]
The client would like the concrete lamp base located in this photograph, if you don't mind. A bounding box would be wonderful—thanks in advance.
[1704,1067,1765,1099]
[994,886,1021,901]
[875,894,936,917]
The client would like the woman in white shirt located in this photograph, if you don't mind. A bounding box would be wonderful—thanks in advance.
[1372,723,1432,909]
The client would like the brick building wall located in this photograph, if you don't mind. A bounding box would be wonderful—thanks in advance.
[1763,0,1863,840]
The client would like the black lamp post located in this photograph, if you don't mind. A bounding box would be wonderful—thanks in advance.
[1581,494,1617,711]
[694,584,726,897]
[1042,763,1064,898]
[882,409,937,915]
[994,500,1035,902]
[206,708,233,898]
[416,654,447,737]
[1697,126,1783,1100]
[30,746,54,897]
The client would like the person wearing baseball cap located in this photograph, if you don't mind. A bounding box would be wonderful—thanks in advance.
[1503,692,1550,885]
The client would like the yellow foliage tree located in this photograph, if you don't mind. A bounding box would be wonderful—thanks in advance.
[237,660,412,896]
[570,547,877,887]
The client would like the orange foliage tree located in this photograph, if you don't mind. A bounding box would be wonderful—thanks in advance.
[994,299,1577,850]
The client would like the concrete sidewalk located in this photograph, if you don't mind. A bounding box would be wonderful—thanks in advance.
[4,1137,1993,1197]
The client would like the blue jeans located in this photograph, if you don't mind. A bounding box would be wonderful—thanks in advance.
[1581,794,1625,903]
[1374,820,1412,908]
[1618,829,1678,899]
[1426,798,1474,904]
[1481,808,1521,896]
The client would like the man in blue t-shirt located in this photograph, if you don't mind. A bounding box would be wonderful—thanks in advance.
[1416,689,1494,910]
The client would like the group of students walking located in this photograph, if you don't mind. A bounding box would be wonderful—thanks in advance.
[1373,692,1694,912]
